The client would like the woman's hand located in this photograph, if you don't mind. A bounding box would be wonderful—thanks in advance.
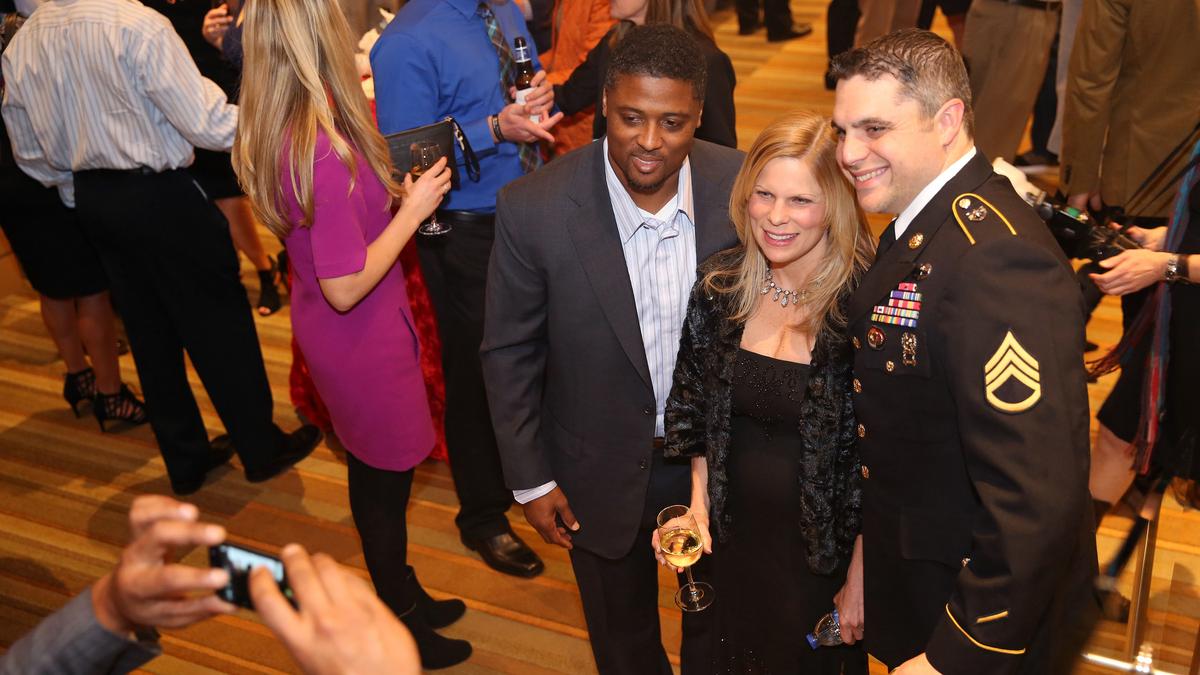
[832,535,864,644]
[1126,225,1167,252]
[1089,249,1170,295]
[399,156,451,224]
[652,506,711,573]
[201,5,232,50]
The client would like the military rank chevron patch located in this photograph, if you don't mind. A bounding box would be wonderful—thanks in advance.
[983,331,1041,413]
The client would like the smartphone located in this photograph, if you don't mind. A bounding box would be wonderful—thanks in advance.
[208,543,295,609]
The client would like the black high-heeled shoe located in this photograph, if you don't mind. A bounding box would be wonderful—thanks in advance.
[63,368,97,418]
[94,384,149,432]
[257,256,282,316]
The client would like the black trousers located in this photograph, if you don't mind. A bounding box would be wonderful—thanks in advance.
[74,169,281,484]
[347,452,416,615]
[826,0,860,61]
[568,447,713,675]
[737,0,794,36]
[416,211,514,541]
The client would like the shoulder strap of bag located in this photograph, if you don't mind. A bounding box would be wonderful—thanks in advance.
[446,117,481,183]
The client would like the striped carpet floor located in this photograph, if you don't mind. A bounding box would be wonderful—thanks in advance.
[1,0,1197,672]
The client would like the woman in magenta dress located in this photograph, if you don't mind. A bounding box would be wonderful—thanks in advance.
[232,0,470,668]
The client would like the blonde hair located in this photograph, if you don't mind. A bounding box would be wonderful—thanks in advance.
[612,0,714,44]
[704,110,874,336]
[232,0,401,239]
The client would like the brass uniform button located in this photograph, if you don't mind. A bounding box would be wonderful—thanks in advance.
[857,424,866,438]
[861,465,870,479]
[885,360,895,372]
[853,336,862,350]
[908,233,924,249]
[853,378,862,393]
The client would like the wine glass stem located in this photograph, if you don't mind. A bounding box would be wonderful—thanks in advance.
[684,566,699,599]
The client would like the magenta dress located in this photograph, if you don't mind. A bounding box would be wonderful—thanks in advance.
[282,129,435,471]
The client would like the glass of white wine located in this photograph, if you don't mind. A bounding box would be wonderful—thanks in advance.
[656,504,713,612]
[409,141,450,236]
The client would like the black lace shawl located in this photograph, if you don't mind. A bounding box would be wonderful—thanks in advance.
[663,255,863,575]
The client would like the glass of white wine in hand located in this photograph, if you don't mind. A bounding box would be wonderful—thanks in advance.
[656,505,713,612]
[410,141,450,236]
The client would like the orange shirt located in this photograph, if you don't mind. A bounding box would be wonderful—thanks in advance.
[542,0,614,155]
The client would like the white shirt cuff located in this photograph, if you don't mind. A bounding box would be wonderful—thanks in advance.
[513,481,557,504]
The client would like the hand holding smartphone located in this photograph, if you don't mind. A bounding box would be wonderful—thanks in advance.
[209,543,295,609]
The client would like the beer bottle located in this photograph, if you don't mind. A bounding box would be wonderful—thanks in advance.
[512,36,540,123]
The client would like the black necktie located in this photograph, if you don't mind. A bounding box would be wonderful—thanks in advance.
[876,219,897,257]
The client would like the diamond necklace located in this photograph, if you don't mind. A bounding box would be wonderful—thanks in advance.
[761,268,809,307]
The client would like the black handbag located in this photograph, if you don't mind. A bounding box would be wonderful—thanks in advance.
[383,116,481,189]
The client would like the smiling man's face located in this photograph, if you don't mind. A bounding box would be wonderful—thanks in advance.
[603,73,701,211]
[832,73,948,215]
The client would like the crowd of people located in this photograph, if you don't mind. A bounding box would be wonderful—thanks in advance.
[1,0,1198,672]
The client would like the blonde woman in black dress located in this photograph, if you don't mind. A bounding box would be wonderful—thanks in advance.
[662,110,872,673]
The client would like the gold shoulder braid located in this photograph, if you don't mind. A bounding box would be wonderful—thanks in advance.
[952,193,1017,245]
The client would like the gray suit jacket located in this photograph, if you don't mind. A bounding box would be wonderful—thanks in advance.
[482,139,744,558]
[0,588,160,675]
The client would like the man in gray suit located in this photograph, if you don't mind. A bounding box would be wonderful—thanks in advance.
[481,24,744,674]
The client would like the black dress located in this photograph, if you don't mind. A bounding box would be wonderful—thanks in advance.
[712,348,867,674]
[1097,189,1200,480]
[0,118,109,300]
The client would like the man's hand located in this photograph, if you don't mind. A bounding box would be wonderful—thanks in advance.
[1067,191,1102,213]
[92,495,236,636]
[250,544,419,675]
[1126,225,1168,252]
[201,5,232,50]
[522,486,579,549]
[1090,249,1170,295]
[509,70,554,117]
[893,653,942,674]
[832,535,864,644]
[497,102,564,145]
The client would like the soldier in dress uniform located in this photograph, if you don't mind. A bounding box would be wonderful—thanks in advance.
[830,29,1098,674]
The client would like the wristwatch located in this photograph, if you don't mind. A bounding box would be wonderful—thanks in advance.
[1165,254,1190,283]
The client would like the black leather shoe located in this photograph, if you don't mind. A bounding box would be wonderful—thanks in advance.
[767,23,813,42]
[245,425,323,483]
[737,22,760,35]
[462,532,544,578]
[171,436,235,496]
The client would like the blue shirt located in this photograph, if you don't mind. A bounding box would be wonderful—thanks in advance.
[370,0,541,213]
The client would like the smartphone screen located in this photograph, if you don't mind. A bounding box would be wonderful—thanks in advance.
[209,543,294,609]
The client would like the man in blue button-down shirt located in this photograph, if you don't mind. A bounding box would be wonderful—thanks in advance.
[370,0,563,582]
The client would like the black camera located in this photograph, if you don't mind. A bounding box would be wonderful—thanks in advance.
[1022,190,1140,262]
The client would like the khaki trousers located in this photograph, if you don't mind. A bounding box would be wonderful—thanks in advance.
[855,0,922,46]
[963,0,1059,161]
